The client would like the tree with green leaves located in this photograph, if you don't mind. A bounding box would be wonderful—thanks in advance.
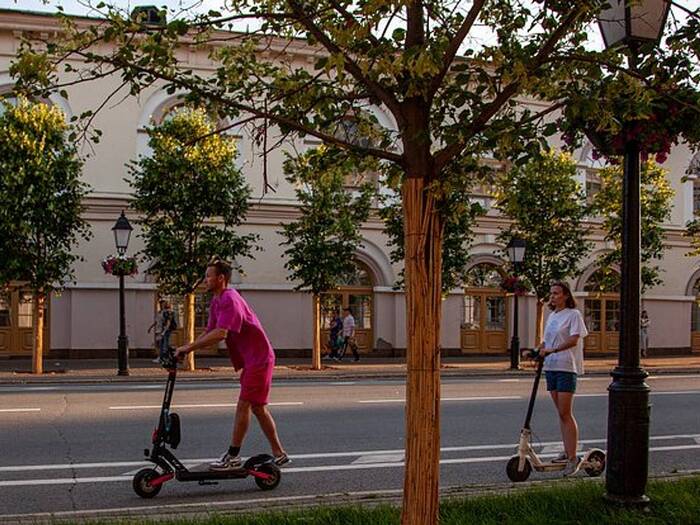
[590,160,674,294]
[129,107,257,371]
[380,173,484,294]
[0,96,91,374]
[12,2,700,521]
[495,151,591,343]
[280,146,374,370]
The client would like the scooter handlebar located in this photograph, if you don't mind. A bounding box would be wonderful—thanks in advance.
[160,346,179,370]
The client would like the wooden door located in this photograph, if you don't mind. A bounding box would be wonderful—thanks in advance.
[320,289,374,353]
[691,299,700,353]
[461,290,508,354]
[584,295,619,353]
[0,288,49,357]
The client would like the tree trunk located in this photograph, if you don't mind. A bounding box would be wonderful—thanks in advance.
[32,291,46,375]
[401,177,444,525]
[535,299,545,346]
[184,292,196,371]
[312,293,321,370]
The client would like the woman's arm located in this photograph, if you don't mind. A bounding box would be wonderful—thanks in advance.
[543,335,579,355]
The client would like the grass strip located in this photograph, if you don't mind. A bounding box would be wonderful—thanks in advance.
[69,475,700,525]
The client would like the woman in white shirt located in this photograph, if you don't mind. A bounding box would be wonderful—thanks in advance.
[537,281,588,477]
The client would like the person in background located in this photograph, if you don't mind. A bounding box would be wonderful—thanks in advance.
[148,299,168,364]
[339,307,360,362]
[640,310,650,358]
[325,310,343,360]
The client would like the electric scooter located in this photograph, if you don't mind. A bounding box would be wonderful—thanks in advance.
[132,348,282,498]
[505,349,606,482]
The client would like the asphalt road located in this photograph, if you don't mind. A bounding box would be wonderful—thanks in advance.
[1,373,699,521]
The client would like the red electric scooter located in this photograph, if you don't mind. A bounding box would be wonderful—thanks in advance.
[132,348,281,498]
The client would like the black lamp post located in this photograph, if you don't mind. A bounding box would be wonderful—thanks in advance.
[112,210,133,377]
[506,237,526,370]
[597,0,670,506]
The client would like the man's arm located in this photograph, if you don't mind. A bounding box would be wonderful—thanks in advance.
[175,328,227,358]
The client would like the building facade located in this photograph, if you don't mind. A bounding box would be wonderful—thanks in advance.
[1,9,699,359]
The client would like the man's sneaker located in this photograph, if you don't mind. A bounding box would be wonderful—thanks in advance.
[552,452,568,464]
[274,453,291,466]
[562,457,581,477]
[209,452,242,471]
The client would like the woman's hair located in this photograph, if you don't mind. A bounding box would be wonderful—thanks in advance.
[549,281,577,310]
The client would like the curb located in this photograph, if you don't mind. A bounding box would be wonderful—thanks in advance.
[0,367,698,385]
[1,472,697,524]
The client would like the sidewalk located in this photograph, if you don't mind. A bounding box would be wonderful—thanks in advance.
[0,354,699,384]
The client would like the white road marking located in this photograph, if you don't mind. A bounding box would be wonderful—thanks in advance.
[352,454,404,464]
[4,442,700,487]
[498,379,520,383]
[578,390,700,398]
[329,382,356,385]
[358,396,521,404]
[1,432,696,475]
[108,401,303,410]
[0,408,41,413]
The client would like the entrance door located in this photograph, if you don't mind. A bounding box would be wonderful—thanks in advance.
[0,287,49,356]
[691,284,700,353]
[460,291,508,354]
[320,290,373,352]
[584,295,620,353]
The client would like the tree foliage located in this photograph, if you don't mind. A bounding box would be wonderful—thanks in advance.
[591,160,674,293]
[280,146,374,295]
[380,176,484,294]
[495,150,591,301]
[129,107,257,295]
[0,96,91,291]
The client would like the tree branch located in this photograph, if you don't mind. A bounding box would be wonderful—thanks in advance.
[434,7,585,172]
[429,0,486,98]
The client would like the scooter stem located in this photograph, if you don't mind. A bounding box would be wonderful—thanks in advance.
[523,358,544,430]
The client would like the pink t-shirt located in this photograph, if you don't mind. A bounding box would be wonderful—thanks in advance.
[207,288,275,371]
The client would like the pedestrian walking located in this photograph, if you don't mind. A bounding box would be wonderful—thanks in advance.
[640,310,650,358]
[159,301,176,361]
[338,307,360,362]
[537,281,588,477]
[148,299,168,363]
[324,310,343,360]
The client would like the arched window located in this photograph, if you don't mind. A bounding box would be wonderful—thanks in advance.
[337,261,374,287]
[464,263,503,288]
[583,268,620,293]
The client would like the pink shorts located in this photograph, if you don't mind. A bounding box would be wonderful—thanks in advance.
[239,362,273,406]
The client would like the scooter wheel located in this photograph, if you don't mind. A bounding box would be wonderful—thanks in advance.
[133,468,163,498]
[254,463,281,491]
[584,450,606,477]
[506,456,531,482]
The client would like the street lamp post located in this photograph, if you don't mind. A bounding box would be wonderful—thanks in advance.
[506,237,526,370]
[112,211,133,377]
[597,0,670,506]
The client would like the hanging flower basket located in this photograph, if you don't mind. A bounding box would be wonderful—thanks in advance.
[101,255,138,277]
[500,275,529,296]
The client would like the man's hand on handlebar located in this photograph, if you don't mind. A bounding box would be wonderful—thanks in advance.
[174,345,190,362]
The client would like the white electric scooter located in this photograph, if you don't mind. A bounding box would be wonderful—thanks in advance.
[506,349,606,482]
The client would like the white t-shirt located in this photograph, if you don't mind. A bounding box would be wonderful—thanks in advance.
[543,308,588,375]
[342,315,355,337]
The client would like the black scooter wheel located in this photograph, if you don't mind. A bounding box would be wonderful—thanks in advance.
[584,450,606,477]
[133,468,163,498]
[254,463,281,491]
[506,456,531,482]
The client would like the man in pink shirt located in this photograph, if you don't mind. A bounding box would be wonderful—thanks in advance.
[175,259,289,470]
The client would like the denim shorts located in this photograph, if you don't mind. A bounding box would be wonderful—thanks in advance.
[545,371,577,393]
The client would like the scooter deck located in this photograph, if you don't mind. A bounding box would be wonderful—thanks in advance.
[176,467,248,481]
